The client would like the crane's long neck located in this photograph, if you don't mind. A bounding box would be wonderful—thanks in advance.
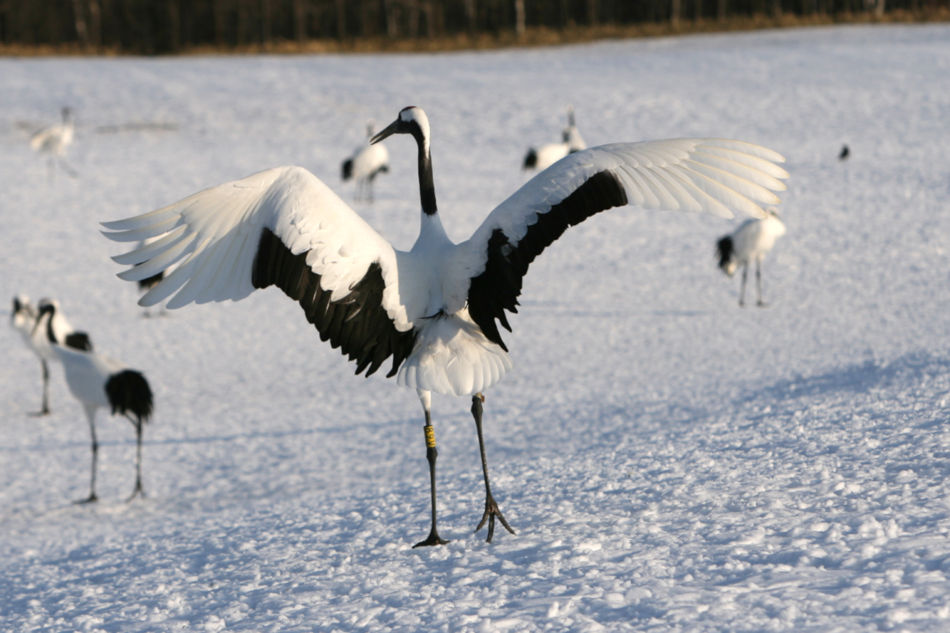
[414,131,438,216]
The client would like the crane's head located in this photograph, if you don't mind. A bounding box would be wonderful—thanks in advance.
[11,294,33,324]
[37,298,58,318]
[371,106,430,152]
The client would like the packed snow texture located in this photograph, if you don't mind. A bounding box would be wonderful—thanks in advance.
[2,24,949,632]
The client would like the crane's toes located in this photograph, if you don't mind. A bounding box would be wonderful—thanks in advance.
[475,496,516,543]
[756,300,769,308]
[413,531,450,548]
[74,493,98,505]
[28,408,51,417]
[126,487,146,503]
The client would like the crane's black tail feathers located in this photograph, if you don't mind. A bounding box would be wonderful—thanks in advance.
[522,149,538,169]
[106,370,153,424]
[716,236,735,275]
[341,158,354,181]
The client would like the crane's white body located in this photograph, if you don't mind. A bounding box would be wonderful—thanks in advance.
[53,345,125,412]
[30,110,74,157]
[346,143,389,184]
[721,213,786,275]
[524,107,587,171]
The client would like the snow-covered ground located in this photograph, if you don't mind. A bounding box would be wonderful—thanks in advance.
[2,23,950,632]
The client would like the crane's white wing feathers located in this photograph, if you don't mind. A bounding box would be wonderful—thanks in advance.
[469,138,787,257]
[102,166,411,329]
[451,138,788,349]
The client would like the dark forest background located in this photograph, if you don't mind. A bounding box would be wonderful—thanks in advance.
[2,0,947,54]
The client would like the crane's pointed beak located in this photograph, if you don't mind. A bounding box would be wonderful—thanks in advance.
[370,120,399,145]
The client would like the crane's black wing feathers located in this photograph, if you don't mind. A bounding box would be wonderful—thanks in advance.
[467,170,628,351]
[252,228,417,378]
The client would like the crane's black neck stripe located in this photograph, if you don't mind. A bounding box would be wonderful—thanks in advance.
[105,369,153,423]
[252,228,417,378]
[467,170,628,350]
[45,311,57,344]
[418,146,437,216]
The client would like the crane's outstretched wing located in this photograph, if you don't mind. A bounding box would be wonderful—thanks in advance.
[102,166,416,377]
[456,139,789,349]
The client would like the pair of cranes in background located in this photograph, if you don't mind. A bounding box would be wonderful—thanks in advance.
[16,103,787,546]
[11,296,152,504]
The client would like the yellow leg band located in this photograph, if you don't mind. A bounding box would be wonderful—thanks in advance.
[424,424,437,448]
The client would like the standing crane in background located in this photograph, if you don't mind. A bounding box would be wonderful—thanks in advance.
[31,107,77,180]
[34,302,153,503]
[716,209,787,307]
[523,106,586,171]
[341,120,390,203]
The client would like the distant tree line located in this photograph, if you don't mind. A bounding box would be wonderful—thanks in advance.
[1,0,946,53]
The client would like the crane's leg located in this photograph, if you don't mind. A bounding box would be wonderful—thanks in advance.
[57,157,78,179]
[30,359,51,416]
[40,359,50,415]
[77,408,99,504]
[739,264,749,307]
[471,393,515,543]
[127,417,145,501]
[755,259,766,307]
[413,389,448,547]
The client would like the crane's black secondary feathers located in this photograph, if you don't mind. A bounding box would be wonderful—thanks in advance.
[468,170,628,350]
[252,228,417,378]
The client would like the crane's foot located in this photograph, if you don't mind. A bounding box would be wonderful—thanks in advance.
[756,300,769,308]
[413,529,449,548]
[74,493,98,505]
[126,485,145,502]
[28,408,51,417]
[475,494,515,543]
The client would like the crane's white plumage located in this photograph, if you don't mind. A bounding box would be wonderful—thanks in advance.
[103,105,788,545]
[341,121,390,202]
[30,107,74,155]
[523,106,587,171]
[716,208,787,306]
